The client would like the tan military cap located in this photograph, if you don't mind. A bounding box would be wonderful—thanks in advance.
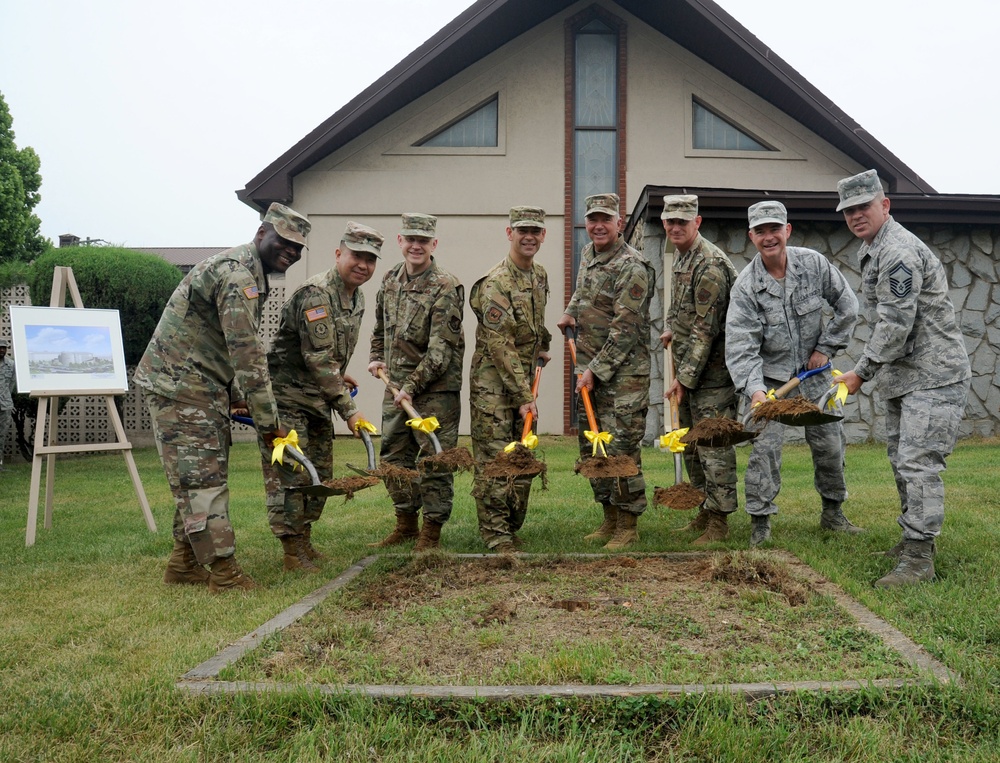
[509,206,546,229]
[748,200,787,228]
[400,213,437,238]
[836,169,883,212]
[342,221,384,257]
[661,194,699,221]
[262,202,311,246]
[585,193,620,218]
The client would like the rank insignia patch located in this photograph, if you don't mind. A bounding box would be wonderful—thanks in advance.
[889,262,913,299]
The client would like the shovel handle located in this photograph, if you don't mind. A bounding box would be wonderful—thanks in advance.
[519,358,545,442]
[375,368,422,421]
[664,341,681,432]
[564,327,601,435]
[770,362,833,400]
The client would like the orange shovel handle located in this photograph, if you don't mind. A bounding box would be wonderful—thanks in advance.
[564,329,600,435]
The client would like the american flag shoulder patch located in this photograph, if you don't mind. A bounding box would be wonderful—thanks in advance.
[243,285,260,299]
[305,306,328,322]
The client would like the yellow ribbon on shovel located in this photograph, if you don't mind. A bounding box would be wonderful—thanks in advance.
[271,430,303,471]
[585,429,613,457]
[505,432,539,452]
[828,370,849,409]
[406,415,440,434]
[659,427,690,454]
[354,419,378,435]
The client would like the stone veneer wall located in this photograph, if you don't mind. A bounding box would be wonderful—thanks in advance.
[631,218,1000,445]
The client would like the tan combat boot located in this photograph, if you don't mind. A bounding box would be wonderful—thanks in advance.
[414,518,444,552]
[301,524,325,560]
[604,511,639,551]
[208,555,257,593]
[671,507,710,534]
[692,510,729,545]
[493,540,518,555]
[367,512,420,548]
[279,535,320,573]
[584,505,618,541]
[163,539,210,586]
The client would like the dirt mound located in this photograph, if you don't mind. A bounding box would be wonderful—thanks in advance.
[710,552,810,606]
[321,475,379,499]
[654,483,706,510]
[420,447,475,473]
[575,455,639,479]
[484,444,547,478]
[751,397,819,423]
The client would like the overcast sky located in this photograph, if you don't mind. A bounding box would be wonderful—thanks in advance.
[1,0,997,247]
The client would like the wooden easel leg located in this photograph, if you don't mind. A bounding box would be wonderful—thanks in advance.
[43,396,59,530]
[25,397,49,547]
[106,396,157,532]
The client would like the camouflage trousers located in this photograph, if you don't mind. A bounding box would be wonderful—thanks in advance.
[145,393,235,566]
[886,378,969,541]
[743,376,847,517]
[380,390,459,523]
[577,377,648,515]
[257,407,333,538]
[0,407,11,463]
[470,394,533,549]
[677,384,738,515]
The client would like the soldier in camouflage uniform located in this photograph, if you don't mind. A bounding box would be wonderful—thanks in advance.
[367,213,465,552]
[469,206,552,553]
[0,340,15,470]
[135,202,308,592]
[259,222,383,573]
[658,195,739,544]
[557,193,654,550]
[834,170,971,587]
[726,200,862,547]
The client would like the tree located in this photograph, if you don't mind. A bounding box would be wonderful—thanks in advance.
[0,91,47,263]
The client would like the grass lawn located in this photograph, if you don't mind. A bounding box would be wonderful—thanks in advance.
[1,435,998,761]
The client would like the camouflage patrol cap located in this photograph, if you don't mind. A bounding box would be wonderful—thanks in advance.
[836,169,883,212]
[509,206,546,229]
[748,200,787,228]
[262,202,311,246]
[585,193,620,218]
[661,194,699,221]
[342,221,384,257]
[400,213,437,238]
[0,339,7,348]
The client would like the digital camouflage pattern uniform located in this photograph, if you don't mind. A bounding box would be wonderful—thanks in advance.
[0,348,14,467]
[470,248,551,549]
[565,230,654,517]
[135,242,280,565]
[726,244,858,520]
[853,215,970,542]
[664,229,739,518]
[370,254,465,524]
[259,265,364,539]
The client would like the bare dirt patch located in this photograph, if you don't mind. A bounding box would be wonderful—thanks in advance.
[237,553,917,687]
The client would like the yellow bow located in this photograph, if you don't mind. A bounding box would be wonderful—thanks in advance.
[354,419,378,435]
[406,415,440,433]
[659,427,690,453]
[828,370,849,409]
[505,432,539,452]
[765,388,777,401]
[271,430,303,471]
[585,429,613,457]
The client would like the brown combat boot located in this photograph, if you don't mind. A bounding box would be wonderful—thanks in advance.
[208,555,257,593]
[671,507,710,534]
[692,511,729,545]
[163,539,209,586]
[279,535,320,573]
[874,540,936,588]
[494,541,518,555]
[301,524,325,560]
[584,505,618,541]
[604,511,639,551]
[367,512,420,548]
[414,518,444,552]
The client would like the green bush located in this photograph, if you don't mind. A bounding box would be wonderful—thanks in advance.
[28,246,183,365]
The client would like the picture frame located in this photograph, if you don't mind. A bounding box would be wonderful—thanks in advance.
[8,305,129,394]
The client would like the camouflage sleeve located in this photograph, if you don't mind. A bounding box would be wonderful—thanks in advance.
[401,284,464,397]
[815,258,859,359]
[369,276,387,365]
[297,289,357,422]
[215,264,278,431]
[856,246,922,380]
[724,277,767,397]
[540,323,552,354]
[588,261,651,382]
[476,279,534,405]
[675,259,729,388]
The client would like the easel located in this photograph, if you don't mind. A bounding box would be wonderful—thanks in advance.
[25,267,156,546]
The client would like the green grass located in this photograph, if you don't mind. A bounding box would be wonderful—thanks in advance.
[1,436,999,761]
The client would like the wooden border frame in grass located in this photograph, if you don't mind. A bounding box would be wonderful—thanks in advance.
[175,551,959,699]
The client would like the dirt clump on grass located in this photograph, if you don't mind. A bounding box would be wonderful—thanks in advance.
[710,552,809,606]
[420,447,475,473]
[751,397,819,423]
[653,483,707,510]
[321,475,380,499]
[575,455,639,479]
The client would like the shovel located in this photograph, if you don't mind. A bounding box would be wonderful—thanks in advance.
[345,424,378,476]
[745,363,841,426]
[375,368,442,454]
[509,356,546,450]
[483,357,548,479]
[654,343,706,510]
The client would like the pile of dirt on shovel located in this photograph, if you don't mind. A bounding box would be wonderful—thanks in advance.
[484,443,548,484]
[420,447,475,473]
[750,397,819,423]
[322,475,380,500]
[371,462,419,484]
[680,417,744,445]
[575,455,639,479]
[654,483,706,510]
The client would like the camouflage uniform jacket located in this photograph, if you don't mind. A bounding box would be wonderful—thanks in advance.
[0,356,15,409]
[565,236,653,381]
[370,258,465,397]
[469,255,551,406]
[854,216,970,398]
[134,242,279,431]
[726,246,858,397]
[268,267,362,422]
[664,233,738,389]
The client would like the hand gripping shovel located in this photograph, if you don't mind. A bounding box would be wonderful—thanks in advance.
[654,342,706,510]
[484,357,547,479]
[746,363,841,426]
[564,326,638,479]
